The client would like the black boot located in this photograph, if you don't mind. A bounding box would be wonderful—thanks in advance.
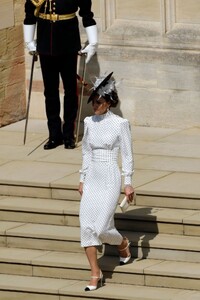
[64,137,75,149]
[44,138,63,150]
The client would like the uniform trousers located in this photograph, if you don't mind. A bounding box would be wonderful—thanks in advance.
[39,53,78,141]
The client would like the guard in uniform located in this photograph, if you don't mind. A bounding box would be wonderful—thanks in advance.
[23,0,98,149]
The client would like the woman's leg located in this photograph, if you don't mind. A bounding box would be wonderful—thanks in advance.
[85,246,101,285]
[117,237,131,265]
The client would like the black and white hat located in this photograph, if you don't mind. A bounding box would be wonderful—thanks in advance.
[87,72,116,103]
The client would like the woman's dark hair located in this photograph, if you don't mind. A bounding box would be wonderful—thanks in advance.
[103,90,119,108]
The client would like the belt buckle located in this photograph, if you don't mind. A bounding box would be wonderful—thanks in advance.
[51,14,58,22]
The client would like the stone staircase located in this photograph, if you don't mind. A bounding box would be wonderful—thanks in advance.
[0,184,200,299]
[0,121,200,299]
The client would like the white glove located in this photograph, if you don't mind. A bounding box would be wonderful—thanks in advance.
[23,24,37,54]
[81,25,98,63]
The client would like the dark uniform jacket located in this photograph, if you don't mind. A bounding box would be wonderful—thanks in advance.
[24,0,96,56]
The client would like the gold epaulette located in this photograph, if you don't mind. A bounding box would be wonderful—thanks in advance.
[30,0,46,17]
[31,0,46,7]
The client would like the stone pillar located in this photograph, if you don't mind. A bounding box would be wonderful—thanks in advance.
[0,0,26,127]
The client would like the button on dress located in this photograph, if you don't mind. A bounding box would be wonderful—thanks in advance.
[79,110,134,247]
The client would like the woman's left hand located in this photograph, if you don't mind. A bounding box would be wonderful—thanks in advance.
[124,185,135,203]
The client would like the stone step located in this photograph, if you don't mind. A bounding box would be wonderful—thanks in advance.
[136,193,200,210]
[0,160,81,200]
[0,273,200,300]
[0,196,200,236]
[0,160,200,210]
[0,196,80,227]
[1,221,200,262]
[0,247,200,291]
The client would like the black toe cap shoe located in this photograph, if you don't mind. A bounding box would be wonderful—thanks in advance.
[44,139,63,150]
[64,138,76,149]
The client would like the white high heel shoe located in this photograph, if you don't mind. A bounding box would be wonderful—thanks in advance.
[85,271,103,291]
[118,237,131,265]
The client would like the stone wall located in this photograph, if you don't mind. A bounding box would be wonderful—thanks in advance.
[84,0,200,128]
[0,0,26,127]
[25,1,200,128]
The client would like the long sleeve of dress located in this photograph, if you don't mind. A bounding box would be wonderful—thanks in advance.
[119,120,134,185]
[79,118,92,183]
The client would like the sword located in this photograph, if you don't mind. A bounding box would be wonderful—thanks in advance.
[27,137,48,156]
[75,54,86,146]
[23,52,38,145]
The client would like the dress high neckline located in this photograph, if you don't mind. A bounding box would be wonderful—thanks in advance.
[94,110,112,121]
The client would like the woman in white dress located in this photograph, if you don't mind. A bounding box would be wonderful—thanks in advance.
[78,72,135,291]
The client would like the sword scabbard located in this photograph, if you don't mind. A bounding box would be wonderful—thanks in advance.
[23,52,37,145]
[75,54,87,146]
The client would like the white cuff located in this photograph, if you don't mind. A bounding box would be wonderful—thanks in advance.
[23,24,36,43]
[85,25,98,45]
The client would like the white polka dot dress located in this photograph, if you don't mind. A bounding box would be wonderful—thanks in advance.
[79,110,134,247]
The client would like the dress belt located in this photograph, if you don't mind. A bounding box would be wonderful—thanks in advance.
[92,149,118,162]
[38,12,76,22]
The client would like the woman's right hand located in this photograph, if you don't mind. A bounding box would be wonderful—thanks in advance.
[78,182,83,195]
[124,185,135,203]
